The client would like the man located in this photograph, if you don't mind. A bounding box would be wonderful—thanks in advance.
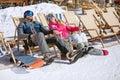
[18,10,83,65]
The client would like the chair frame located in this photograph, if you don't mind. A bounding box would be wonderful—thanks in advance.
[12,17,40,57]
[0,32,17,64]
[63,11,80,27]
[79,12,120,47]
[35,14,57,57]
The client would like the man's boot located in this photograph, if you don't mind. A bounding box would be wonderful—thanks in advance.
[43,53,54,65]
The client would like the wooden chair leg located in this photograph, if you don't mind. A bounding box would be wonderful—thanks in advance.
[99,37,104,48]
[53,45,57,58]
[7,42,17,64]
[27,39,33,57]
[0,33,7,51]
[114,34,120,43]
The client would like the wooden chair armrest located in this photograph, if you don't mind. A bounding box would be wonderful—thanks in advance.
[69,23,76,26]
[111,25,120,28]
[87,28,100,36]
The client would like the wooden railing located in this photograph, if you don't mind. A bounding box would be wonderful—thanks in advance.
[0,0,28,5]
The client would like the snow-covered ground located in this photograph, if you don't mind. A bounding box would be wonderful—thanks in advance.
[0,44,120,80]
[0,3,120,80]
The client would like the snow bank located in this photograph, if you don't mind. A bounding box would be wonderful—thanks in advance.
[0,3,65,38]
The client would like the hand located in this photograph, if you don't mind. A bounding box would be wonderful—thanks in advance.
[53,30,61,35]
[78,27,83,32]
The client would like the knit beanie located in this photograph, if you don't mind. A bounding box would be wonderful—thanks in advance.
[102,50,109,56]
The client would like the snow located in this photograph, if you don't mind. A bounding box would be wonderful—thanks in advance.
[0,3,120,80]
[0,3,65,38]
[0,45,120,80]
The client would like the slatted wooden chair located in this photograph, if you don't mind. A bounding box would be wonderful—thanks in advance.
[0,32,16,68]
[37,13,74,52]
[62,11,80,27]
[37,13,50,30]
[85,9,120,36]
[0,32,8,53]
[85,9,106,31]
[106,7,120,22]
[31,14,58,57]
[115,8,120,18]
[79,14,120,47]
[12,16,58,58]
[12,17,33,56]
[98,11,120,35]
[52,0,64,6]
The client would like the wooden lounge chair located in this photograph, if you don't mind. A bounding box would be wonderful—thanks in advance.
[63,11,105,47]
[79,15,104,47]
[115,8,120,18]
[63,11,80,27]
[13,16,58,58]
[37,13,50,30]
[79,14,120,47]
[35,14,58,57]
[87,8,120,36]
[0,32,7,52]
[12,17,34,56]
[84,9,120,45]
[0,32,16,69]
[106,7,120,22]
[52,0,64,6]
[99,12,120,35]
[84,9,104,28]
[37,13,74,51]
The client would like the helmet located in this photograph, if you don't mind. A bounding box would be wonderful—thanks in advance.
[24,10,34,18]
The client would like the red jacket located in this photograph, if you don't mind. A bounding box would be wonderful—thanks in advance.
[49,21,79,38]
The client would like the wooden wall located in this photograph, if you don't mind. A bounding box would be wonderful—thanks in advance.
[0,0,28,5]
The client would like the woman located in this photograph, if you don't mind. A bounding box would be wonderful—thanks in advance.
[47,13,109,56]
[47,14,88,49]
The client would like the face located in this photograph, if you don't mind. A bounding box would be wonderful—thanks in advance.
[26,15,33,20]
[50,16,56,21]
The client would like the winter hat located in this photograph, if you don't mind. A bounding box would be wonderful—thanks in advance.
[87,48,109,56]
[24,10,34,18]
[46,14,54,21]
[102,50,109,56]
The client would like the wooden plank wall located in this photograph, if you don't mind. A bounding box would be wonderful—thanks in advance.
[0,0,28,5]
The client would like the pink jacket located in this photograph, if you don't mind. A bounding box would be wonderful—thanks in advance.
[49,21,79,38]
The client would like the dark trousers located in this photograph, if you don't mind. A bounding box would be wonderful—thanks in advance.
[46,36,70,54]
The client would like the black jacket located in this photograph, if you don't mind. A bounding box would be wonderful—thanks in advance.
[18,18,54,38]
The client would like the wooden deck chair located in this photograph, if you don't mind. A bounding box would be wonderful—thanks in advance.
[37,13,49,30]
[89,9,120,44]
[106,7,120,22]
[52,0,64,6]
[99,12,120,35]
[115,8,120,18]
[0,32,16,69]
[12,17,36,56]
[81,1,94,10]
[79,15,104,47]
[85,9,106,31]
[13,16,49,55]
[36,13,58,57]
[91,1,104,13]
[79,15,120,47]
[81,9,120,42]
[62,11,80,27]
[66,0,75,9]
[37,13,74,51]
[0,32,7,52]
